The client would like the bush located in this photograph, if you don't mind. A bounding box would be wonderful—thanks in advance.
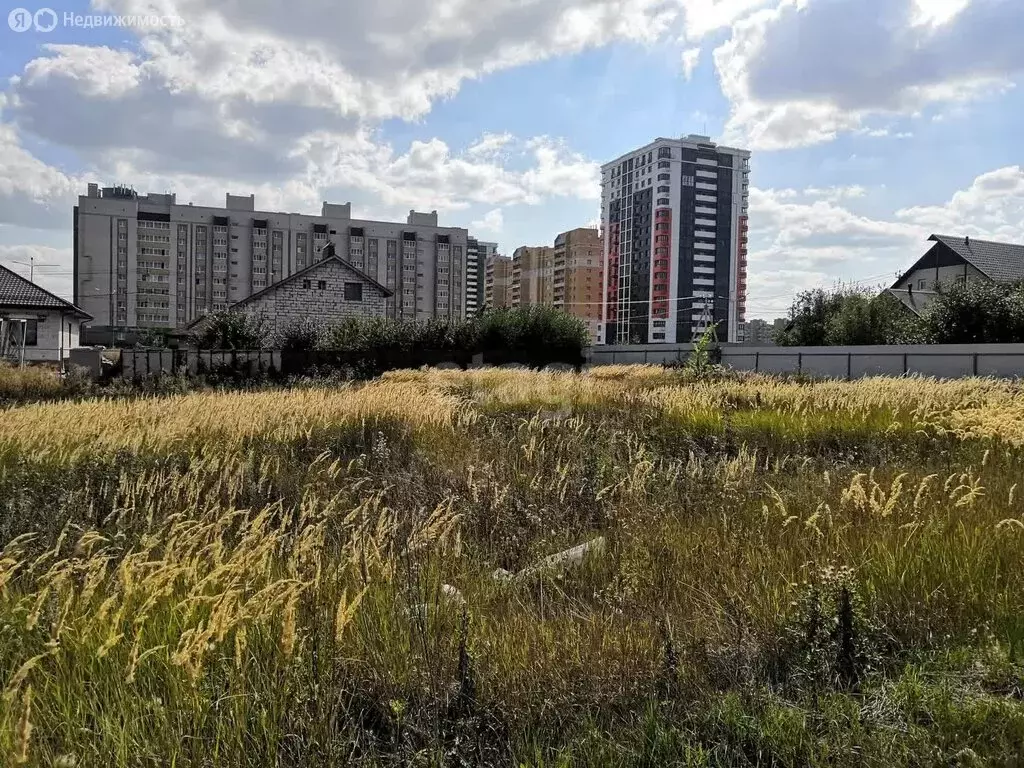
[776,286,919,346]
[476,305,589,368]
[919,281,1024,344]
[190,311,272,350]
[282,308,588,378]
[274,318,325,352]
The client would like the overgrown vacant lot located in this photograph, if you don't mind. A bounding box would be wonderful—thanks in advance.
[2,367,1024,766]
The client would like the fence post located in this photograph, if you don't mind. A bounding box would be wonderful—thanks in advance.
[644,349,649,364]
[903,353,908,376]
[755,352,759,373]
[973,352,979,377]
[847,353,852,381]
[797,352,803,375]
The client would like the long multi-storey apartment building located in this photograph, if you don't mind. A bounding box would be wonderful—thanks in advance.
[484,254,513,309]
[553,228,604,343]
[74,184,471,333]
[601,134,750,344]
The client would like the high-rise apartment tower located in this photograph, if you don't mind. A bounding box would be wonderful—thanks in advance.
[600,135,750,344]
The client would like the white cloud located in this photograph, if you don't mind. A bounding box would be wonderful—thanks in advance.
[895,165,1024,241]
[681,47,701,80]
[716,0,1023,149]
[0,124,84,229]
[471,208,505,234]
[801,185,868,201]
[0,244,74,301]
[300,132,600,213]
[80,0,696,123]
[745,165,1024,317]
[911,0,972,27]
[681,0,774,39]
[467,132,515,160]
[0,115,600,242]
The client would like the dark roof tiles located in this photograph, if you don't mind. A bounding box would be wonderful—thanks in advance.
[930,234,1024,284]
[0,264,92,317]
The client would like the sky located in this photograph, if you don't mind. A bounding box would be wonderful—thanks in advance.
[1,0,1022,320]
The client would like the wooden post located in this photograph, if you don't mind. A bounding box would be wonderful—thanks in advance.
[755,352,760,373]
[19,319,27,368]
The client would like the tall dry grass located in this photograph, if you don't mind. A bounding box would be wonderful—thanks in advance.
[1,368,1024,765]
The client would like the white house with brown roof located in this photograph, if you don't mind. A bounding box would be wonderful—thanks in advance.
[1,264,92,365]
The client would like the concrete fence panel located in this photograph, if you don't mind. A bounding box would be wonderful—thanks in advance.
[978,355,1024,377]
[907,354,974,378]
[799,353,850,379]
[723,353,758,372]
[586,343,1024,380]
[756,354,801,375]
[851,354,906,378]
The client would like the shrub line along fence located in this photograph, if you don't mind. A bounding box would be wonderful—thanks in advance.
[115,347,584,380]
[108,343,1024,381]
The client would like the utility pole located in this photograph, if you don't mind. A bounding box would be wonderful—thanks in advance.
[11,257,58,283]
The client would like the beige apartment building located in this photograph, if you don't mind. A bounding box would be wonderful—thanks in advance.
[511,246,555,307]
[506,228,604,341]
[484,254,513,309]
[74,184,470,335]
[553,228,604,342]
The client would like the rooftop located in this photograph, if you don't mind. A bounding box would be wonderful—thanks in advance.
[930,234,1024,284]
[0,264,92,318]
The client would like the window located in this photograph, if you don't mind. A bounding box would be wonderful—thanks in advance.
[318,280,327,290]
[658,198,670,206]
[21,320,38,346]
[658,186,670,193]
[658,174,670,181]
[917,279,925,289]
[303,279,311,289]
[344,282,363,301]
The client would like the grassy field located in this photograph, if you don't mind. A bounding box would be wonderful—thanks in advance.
[1,366,1024,766]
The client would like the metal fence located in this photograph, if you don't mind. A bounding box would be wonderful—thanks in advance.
[102,343,1024,381]
[587,343,1024,379]
[119,349,281,379]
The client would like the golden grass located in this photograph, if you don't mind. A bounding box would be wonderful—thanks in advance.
[1,367,1024,765]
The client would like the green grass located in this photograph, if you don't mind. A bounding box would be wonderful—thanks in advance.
[1,368,1023,766]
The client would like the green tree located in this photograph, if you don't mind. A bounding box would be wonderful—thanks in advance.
[190,311,272,350]
[775,286,919,346]
[918,281,1024,344]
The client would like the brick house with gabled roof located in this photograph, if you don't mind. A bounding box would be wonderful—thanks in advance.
[188,242,393,338]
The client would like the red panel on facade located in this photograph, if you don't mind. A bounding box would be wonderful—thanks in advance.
[651,208,672,322]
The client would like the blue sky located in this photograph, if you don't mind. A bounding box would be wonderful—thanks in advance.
[1,0,1022,319]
